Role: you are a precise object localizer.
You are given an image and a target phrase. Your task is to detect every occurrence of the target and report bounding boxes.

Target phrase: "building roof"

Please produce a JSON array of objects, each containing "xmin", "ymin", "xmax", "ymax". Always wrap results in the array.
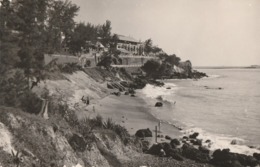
[{"xmin": 116, "ymin": 34, "xmax": 139, "ymax": 43}]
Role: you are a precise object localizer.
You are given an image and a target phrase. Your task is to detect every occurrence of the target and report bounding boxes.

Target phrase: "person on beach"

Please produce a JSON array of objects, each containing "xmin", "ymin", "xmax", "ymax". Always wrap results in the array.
[
  {"xmin": 81, "ymin": 96, "xmax": 90, "ymax": 105},
  {"xmin": 87, "ymin": 96, "xmax": 90, "ymax": 105}
]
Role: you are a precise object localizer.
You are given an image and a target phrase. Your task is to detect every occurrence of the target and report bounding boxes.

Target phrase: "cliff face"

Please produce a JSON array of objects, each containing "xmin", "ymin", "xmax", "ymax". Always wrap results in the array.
[
  {"xmin": 0, "ymin": 68, "xmax": 134, "ymax": 167},
  {"xmin": 0, "ymin": 68, "xmax": 213, "ymax": 167},
  {"xmin": 0, "ymin": 106, "xmax": 142, "ymax": 167}
]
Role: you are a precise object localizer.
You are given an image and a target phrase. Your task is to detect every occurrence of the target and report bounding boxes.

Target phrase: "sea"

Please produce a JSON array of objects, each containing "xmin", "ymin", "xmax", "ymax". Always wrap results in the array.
[{"xmin": 141, "ymin": 68, "xmax": 260, "ymax": 155}]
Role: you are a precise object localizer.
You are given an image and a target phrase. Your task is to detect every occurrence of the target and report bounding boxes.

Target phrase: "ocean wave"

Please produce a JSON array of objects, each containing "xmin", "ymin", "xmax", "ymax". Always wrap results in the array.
[
  {"xmin": 142, "ymin": 83, "xmax": 178, "ymax": 99},
  {"xmin": 182, "ymin": 127, "xmax": 260, "ymax": 156}
]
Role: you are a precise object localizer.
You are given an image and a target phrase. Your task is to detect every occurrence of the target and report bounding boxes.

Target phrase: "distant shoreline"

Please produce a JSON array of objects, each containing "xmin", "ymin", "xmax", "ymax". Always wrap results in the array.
[{"xmin": 194, "ymin": 66, "xmax": 260, "ymax": 69}]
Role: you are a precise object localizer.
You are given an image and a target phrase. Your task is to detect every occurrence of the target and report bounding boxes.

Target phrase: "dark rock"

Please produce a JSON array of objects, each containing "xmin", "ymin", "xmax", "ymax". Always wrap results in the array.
[
  {"xmin": 182, "ymin": 136, "xmax": 188, "ymax": 140},
  {"xmin": 148, "ymin": 142, "xmax": 174, "ymax": 156},
  {"xmin": 130, "ymin": 78, "xmax": 147, "ymax": 89},
  {"xmin": 120, "ymin": 81, "xmax": 129, "ymax": 87},
  {"xmin": 165, "ymin": 135, "xmax": 172, "ymax": 140},
  {"xmin": 166, "ymin": 87, "xmax": 171, "ymax": 89},
  {"xmin": 155, "ymin": 102, "xmax": 163, "ymax": 107},
  {"xmin": 128, "ymin": 88, "xmax": 136, "ymax": 94},
  {"xmin": 157, "ymin": 135, "xmax": 164, "ymax": 138},
  {"xmin": 124, "ymin": 92, "xmax": 129, "ymax": 95},
  {"xmin": 171, "ymin": 139, "xmax": 181, "ymax": 147},
  {"xmin": 253, "ymin": 153, "xmax": 260, "ymax": 160},
  {"xmin": 112, "ymin": 92, "xmax": 121, "ymax": 96},
  {"xmin": 119, "ymin": 88, "xmax": 123, "ymax": 92},
  {"xmin": 148, "ymin": 80, "xmax": 164, "ymax": 87},
  {"xmin": 231, "ymin": 139, "xmax": 237, "ymax": 145},
  {"xmin": 131, "ymin": 94, "xmax": 135, "ymax": 97},
  {"xmin": 181, "ymin": 144, "xmax": 210, "ymax": 163},
  {"xmin": 199, "ymin": 146, "xmax": 210, "ymax": 154},
  {"xmin": 107, "ymin": 83, "xmax": 114, "ymax": 89},
  {"xmin": 205, "ymin": 139, "xmax": 211, "ymax": 143},
  {"xmin": 189, "ymin": 132, "xmax": 199, "ymax": 139},
  {"xmin": 147, "ymin": 143, "xmax": 164, "ymax": 155},
  {"xmin": 168, "ymin": 149, "xmax": 184, "ymax": 161},
  {"xmin": 211, "ymin": 149, "xmax": 259, "ymax": 167},
  {"xmin": 191, "ymin": 139, "xmax": 202, "ymax": 146},
  {"xmin": 248, "ymin": 145, "xmax": 255, "ymax": 149},
  {"xmin": 68, "ymin": 134, "xmax": 86, "ymax": 152},
  {"xmin": 135, "ymin": 128, "xmax": 152, "ymax": 138}
]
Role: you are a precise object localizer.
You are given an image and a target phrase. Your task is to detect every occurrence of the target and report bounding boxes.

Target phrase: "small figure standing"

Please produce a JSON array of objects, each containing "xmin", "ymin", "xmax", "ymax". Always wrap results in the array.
[
  {"xmin": 81, "ymin": 96, "xmax": 90, "ymax": 105},
  {"xmin": 87, "ymin": 96, "xmax": 90, "ymax": 105}
]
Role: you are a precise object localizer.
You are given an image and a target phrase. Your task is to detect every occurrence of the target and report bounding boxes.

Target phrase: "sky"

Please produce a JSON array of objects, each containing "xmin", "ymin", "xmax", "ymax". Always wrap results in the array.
[{"xmin": 72, "ymin": 0, "xmax": 260, "ymax": 66}]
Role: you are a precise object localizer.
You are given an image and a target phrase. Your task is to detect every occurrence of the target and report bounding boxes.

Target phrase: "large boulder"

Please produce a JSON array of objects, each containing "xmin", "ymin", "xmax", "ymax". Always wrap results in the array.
[
  {"xmin": 148, "ymin": 142, "xmax": 172, "ymax": 156},
  {"xmin": 189, "ymin": 132, "xmax": 199, "ymax": 139},
  {"xmin": 128, "ymin": 88, "xmax": 135, "ymax": 94},
  {"xmin": 211, "ymin": 149, "xmax": 259, "ymax": 167},
  {"xmin": 165, "ymin": 135, "xmax": 172, "ymax": 140},
  {"xmin": 155, "ymin": 102, "xmax": 163, "ymax": 107},
  {"xmin": 253, "ymin": 153, "xmax": 260, "ymax": 161},
  {"xmin": 170, "ymin": 139, "xmax": 181, "ymax": 148},
  {"xmin": 190, "ymin": 139, "xmax": 202, "ymax": 146},
  {"xmin": 168, "ymin": 148, "xmax": 184, "ymax": 161},
  {"xmin": 199, "ymin": 146, "xmax": 210, "ymax": 154},
  {"xmin": 181, "ymin": 144, "xmax": 210, "ymax": 163},
  {"xmin": 135, "ymin": 128, "xmax": 152, "ymax": 138}
]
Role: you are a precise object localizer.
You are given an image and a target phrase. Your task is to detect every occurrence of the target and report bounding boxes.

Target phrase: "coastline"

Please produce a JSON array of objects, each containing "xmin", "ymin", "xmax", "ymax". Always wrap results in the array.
[{"xmin": 81, "ymin": 91, "xmax": 182, "ymax": 144}]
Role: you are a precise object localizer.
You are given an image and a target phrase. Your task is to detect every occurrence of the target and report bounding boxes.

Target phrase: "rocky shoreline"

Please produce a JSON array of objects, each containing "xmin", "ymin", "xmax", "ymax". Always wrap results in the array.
[
  {"xmin": 135, "ymin": 129, "xmax": 260, "ymax": 167},
  {"xmin": 126, "ymin": 74, "xmax": 260, "ymax": 167}
]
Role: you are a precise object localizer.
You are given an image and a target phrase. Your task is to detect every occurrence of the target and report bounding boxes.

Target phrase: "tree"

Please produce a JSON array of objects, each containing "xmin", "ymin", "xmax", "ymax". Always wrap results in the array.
[
  {"xmin": 165, "ymin": 54, "xmax": 181, "ymax": 66},
  {"xmin": 0, "ymin": 0, "xmax": 80, "ymax": 110},
  {"xmin": 0, "ymin": 0, "xmax": 21, "ymax": 73},
  {"xmin": 99, "ymin": 20, "xmax": 112, "ymax": 46},
  {"xmin": 67, "ymin": 22, "xmax": 100, "ymax": 54},
  {"xmin": 144, "ymin": 38, "xmax": 153, "ymax": 54},
  {"xmin": 142, "ymin": 59, "xmax": 161, "ymax": 78},
  {"xmin": 46, "ymin": 0, "xmax": 79, "ymax": 53}
]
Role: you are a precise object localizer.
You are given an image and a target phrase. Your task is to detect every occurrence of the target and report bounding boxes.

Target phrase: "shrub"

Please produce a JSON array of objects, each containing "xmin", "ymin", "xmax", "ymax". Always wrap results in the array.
[
  {"xmin": 58, "ymin": 63, "xmax": 82, "ymax": 74},
  {"xmin": 19, "ymin": 91, "xmax": 42, "ymax": 114}
]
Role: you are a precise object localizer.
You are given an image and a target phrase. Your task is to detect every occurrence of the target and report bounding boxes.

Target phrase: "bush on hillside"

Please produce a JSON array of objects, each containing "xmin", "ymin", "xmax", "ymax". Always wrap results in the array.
[
  {"xmin": 0, "ymin": 70, "xmax": 43, "ymax": 114},
  {"xmin": 19, "ymin": 91, "xmax": 42, "ymax": 114},
  {"xmin": 58, "ymin": 63, "xmax": 82, "ymax": 74},
  {"xmin": 141, "ymin": 59, "xmax": 161, "ymax": 78}
]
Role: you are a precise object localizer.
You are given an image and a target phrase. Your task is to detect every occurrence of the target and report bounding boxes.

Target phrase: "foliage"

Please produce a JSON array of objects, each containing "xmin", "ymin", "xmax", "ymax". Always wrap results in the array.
[
  {"xmin": 142, "ymin": 59, "xmax": 161, "ymax": 77},
  {"xmin": 46, "ymin": 0, "xmax": 80, "ymax": 53},
  {"xmin": 165, "ymin": 54, "xmax": 181, "ymax": 66},
  {"xmin": 97, "ymin": 53, "xmax": 113, "ymax": 69},
  {"xmin": 67, "ymin": 20, "xmax": 112, "ymax": 54},
  {"xmin": 129, "ymin": 77, "xmax": 147, "ymax": 89},
  {"xmin": 58, "ymin": 62, "xmax": 82, "ymax": 74},
  {"xmin": 144, "ymin": 39, "xmax": 153, "ymax": 54}
]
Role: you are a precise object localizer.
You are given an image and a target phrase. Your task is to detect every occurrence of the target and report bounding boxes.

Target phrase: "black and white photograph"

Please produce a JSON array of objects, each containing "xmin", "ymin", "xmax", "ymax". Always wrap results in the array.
[{"xmin": 0, "ymin": 0, "xmax": 260, "ymax": 166}]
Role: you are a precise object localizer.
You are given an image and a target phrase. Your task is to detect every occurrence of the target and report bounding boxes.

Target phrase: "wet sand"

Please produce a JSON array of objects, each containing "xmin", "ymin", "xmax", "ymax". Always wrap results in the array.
[{"xmin": 80, "ymin": 92, "xmax": 181, "ymax": 143}]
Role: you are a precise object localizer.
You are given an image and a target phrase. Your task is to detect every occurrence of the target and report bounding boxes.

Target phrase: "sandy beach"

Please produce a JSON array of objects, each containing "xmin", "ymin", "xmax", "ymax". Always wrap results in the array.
[{"xmin": 79, "ymin": 92, "xmax": 181, "ymax": 143}]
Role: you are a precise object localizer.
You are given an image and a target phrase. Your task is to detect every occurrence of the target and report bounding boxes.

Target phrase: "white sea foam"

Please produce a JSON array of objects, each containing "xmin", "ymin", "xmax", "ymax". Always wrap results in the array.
[
  {"xmin": 142, "ymin": 83, "xmax": 178, "ymax": 99},
  {"xmin": 182, "ymin": 127, "xmax": 260, "ymax": 156},
  {"xmin": 204, "ymin": 74, "xmax": 221, "ymax": 79}
]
